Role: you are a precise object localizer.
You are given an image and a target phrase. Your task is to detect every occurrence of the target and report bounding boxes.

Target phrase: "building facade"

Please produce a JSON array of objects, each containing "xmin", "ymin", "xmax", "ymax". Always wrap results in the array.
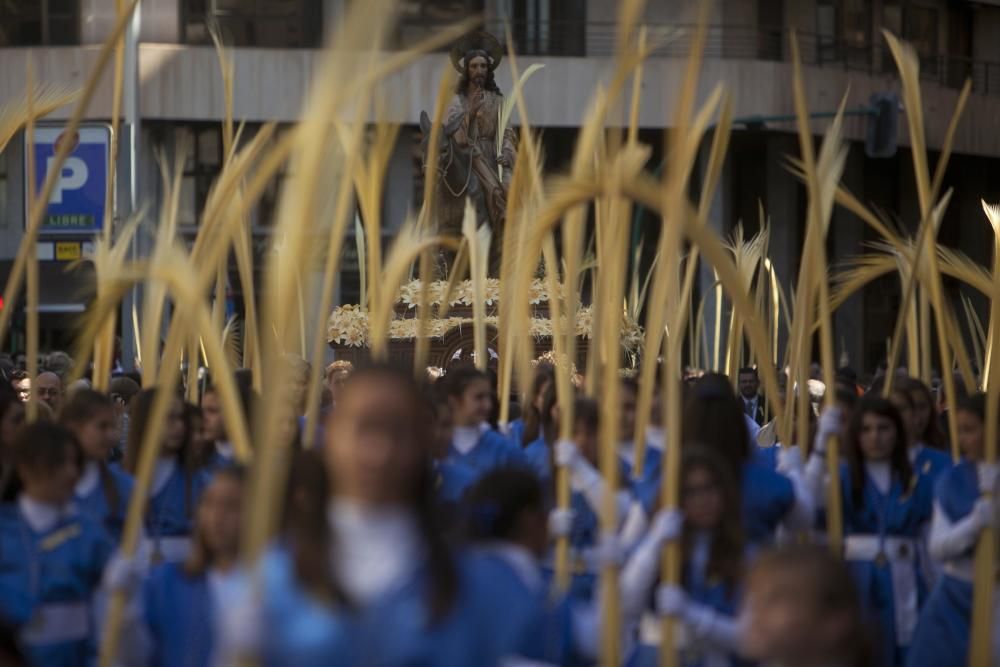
[{"xmin": 3, "ymin": 0, "xmax": 1000, "ymax": 372}]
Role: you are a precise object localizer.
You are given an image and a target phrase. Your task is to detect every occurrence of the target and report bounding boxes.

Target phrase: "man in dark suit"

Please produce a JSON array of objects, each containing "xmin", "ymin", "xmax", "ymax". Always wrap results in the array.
[{"xmin": 738, "ymin": 366, "xmax": 767, "ymax": 426}]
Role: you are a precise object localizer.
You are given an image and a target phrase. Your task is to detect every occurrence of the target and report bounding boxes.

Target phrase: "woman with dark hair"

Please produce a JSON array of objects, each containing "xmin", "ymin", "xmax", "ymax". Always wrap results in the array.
[
  {"xmin": 511, "ymin": 363, "xmax": 555, "ymax": 449},
  {"xmin": 681, "ymin": 373, "xmax": 812, "ymax": 549},
  {"xmin": 898, "ymin": 377, "xmax": 947, "ymax": 452},
  {"xmin": 521, "ymin": 380, "xmax": 559, "ymax": 486},
  {"xmin": 896, "ymin": 377, "xmax": 952, "ymax": 480},
  {"xmin": 60, "ymin": 389, "xmax": 133, "ymax": 542},
  {"xmin": 808, "ymin": 396, "xmax": 932, "ymax": 667},
  {"xmin": 123, "ymin": 389, "xmax": 212, "ymax": 564},
  {"xmin": 0, "ymin": 422, "xmax": 113, "ymax": 666},
  {"xmin": 443, "ymin": 364, "xmax": 525, "ymax": 478},
  {"xmin": 620, "ymin": 447, "xmax": 746, "ymax": 667},
  {"xmin": 218, "ymin": 364, "xmax": 515, "ymax": 665},
  {"xmin": 112, "ymin": 466, "xmax": 245, "ymax": 667},
  {"xmin": 907, "ymin": 393, "xmax": 998, "ymax": 667}
]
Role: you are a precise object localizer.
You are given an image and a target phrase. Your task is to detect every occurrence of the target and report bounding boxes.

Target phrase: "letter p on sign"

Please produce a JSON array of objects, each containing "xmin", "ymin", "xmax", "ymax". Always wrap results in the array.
[{"xmin": 48, "ymin": 157, "xmax": 89, "ymax": 204}]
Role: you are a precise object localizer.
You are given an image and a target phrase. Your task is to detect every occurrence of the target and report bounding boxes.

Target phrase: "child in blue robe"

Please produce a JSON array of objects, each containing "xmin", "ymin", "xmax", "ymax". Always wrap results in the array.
[
  {"xmin": 808, "ymin": 396, "xmax": 933, "ymax": 667},
  {"xmin": 426, "ymin": 394, "xmax": 476, "ymax": 508},
  {"xmin": 620, "ymin": 447, "xmax": 747, "ymax": 667},
  {"xmin": 216, "ymin": 365, "xmax": 513, "ymax": 666},
  {"xmin": 464, "ymin": 466, "xmax": 598, "ymax": 665},
  {"xmin": 506, "ymin": 362, "xmax": 554, "ymax": 451},
  {"xmin": 907, "ymin": 393, "xmax": 997, "ymax": 667},
  {"xmin": 121, "ymin": 389, "xmax": 212, "ymax": 565},
  {"xmin": 0, "ymin": 422, "xmax": 113, "ymax": 667},
  {"xmin": 61, "ymin": 390, "xmax": 134, "ymax": 543},
  {"xmin": 443, "ymin": 365, "xmax": 526, "ymax": 478},
  {"xmin": 111, "ymin": 467, "xmax": 246, "ymax": 667}
]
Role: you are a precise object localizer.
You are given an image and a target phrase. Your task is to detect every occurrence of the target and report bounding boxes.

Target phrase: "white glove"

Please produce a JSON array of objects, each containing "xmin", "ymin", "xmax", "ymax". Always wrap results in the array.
[
  {"xmin": 813, "ymin": 407, "xmax": 841, "ymax": 454},
  {"xmin": 595, "ymin": 532, "xmax": 623, "ymax": 567},
  {"xmin": 555, "ymin": 439, "xmax": 581, "ymax": 467},
  {"xmin": 777, "ymin": 445, "xmax": 804, "ymax": 474},
  {"xmin": 971, "ymin": 497, "xmax": 997, "ymax": 530},
  {"xmin": 548, "ymin": 508, "xmax": 575, "ymax": 538},
  {"xmin": 104, "ymin": 552, "xmax": 144, "ymax": 593},
  {"xmin": 655, "ymin": 584, "xmax": 688, "ymax": 618},
  {"xmin": 649, "ymin": 509, "xmax": 683, "ymax": 546},
  {"xmin": 978, "ymin": 462, "xmax": 1000, "ymax": 495}
]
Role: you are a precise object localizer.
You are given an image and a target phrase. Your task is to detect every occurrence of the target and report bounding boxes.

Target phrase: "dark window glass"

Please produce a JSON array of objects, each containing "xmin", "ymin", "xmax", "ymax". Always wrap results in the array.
[
  {"xmin": 0, "ymin": 0, "xmax": 79, "ymax": 46},
  {"xmin": 182, "ymin": 0, "xmax": 323, "ymax": 48}
]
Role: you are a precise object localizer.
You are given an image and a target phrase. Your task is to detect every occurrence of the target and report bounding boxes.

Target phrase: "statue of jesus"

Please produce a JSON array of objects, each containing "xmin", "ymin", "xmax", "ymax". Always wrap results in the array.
[{"xmin": 423, "ymin": 31, "xmax": 518, "ymax": 245}]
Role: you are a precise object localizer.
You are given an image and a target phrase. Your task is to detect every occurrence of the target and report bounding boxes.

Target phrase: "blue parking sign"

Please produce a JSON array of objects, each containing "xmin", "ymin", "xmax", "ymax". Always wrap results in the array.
[{"xmin": 26, "ymin": 125, "xmax": 111, "ymax": 234}]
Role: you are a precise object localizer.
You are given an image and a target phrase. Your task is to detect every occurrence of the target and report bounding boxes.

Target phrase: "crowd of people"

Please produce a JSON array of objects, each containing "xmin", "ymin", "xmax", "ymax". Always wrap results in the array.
[{"xmin": 0, "ymin": 350, "xmax": 997, "ymax": 667}]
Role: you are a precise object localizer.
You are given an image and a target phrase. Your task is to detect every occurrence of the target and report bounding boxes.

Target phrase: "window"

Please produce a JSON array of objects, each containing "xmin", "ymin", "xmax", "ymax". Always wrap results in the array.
[
  {"xmin": 816, "ymin": 1, "xmax": 838, "ymax": 64},
  {"xmin": 168, "ymin": 125, "xmax": 223, "ymax": 226},
  {"xmin": 182, "ymin": 0, "xmax": 323, "ymax": 48},
  {"xmin": 394, "ymin": 0, "xmax": 485, "ymax": 50},
  {"xmin": 0, "ymin": 0, "xmax": 79, "ymax": 46},
  {"xmin": 905, "ymin": 5, "xmax": 939, "ymax": 75}
]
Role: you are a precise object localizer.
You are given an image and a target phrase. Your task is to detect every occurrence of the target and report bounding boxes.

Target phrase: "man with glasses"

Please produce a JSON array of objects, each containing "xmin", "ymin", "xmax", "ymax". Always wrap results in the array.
[{"xmin": 34, "ymin": 371, "xmax": 64, "ymax": 414}]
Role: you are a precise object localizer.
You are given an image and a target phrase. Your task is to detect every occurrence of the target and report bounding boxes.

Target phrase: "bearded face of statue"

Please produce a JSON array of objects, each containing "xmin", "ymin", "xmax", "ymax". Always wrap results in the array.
[{"xmin": 466, "ymin": 54, "xmax": 488, "ymax": 91}]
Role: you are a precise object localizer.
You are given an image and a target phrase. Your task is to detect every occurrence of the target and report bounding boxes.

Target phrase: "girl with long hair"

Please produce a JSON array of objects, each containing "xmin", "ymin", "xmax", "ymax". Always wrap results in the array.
[
  {"xmin": 443, "ymin": 364, "xmax": 525, "ymax": 478},
  {"xmin": 808, "ymin": 396, "xmax": 932, "ymax": 667},
  {"xmin": 896, "ymin": 377, "xmax": 952, "ymax": 481},
  {"xmin": 620, "ymin": 447, "xmax": 746, "ymax": 667},
  {"xmin": 60, "ymin": 389, "xmax": 133, "ymax": 542},
  {"xmin": 0, "ymin": 422, "xmax": 113, "ymax": 666},
  {"xmin": 907, "ymin": 393, "xmax": 998, "ymax": 667},
  {"xmin": 218, "ymin": 364, "xmax": 519, "ymax": 665},
  {"xmin": 681, "ymin": 373, "xmax": 813, "ymax": 549},
  {"xmin": 114, "ymin": 467, "xmax": 245, "ymax": 667},
  {"xmin": 510, "ymin": 363, "xmax": 555, "ymax": 449},
  {"xmin": 522, "ymin": 380, "xmax": 559, "ymax": 486},
  {"xmin": 123, "ymin": 389, "xmax": 212, "ymax": 564}
]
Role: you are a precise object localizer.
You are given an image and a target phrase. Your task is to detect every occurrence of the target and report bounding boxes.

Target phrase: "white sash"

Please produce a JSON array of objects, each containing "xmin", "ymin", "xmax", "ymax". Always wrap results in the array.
[{"xmin": 20, "ymin": 602, "xmax": 89, "ymax": 645}]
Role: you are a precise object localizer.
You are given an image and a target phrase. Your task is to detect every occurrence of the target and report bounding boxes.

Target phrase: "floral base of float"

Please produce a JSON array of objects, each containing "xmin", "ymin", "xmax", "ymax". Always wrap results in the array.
[{"xmin": 326, "ymin": 278, "xmax": 643, "ymax": 369}]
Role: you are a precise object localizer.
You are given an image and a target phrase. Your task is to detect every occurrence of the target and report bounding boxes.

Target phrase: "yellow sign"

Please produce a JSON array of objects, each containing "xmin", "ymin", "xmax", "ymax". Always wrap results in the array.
[{"xmin": 55, "ymin": 242, "xmax": 81, "ymax": 261}]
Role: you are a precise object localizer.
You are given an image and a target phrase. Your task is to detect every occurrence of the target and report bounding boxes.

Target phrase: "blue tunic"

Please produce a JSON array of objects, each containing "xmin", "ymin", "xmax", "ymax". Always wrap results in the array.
[
  {"xmin": 0, "ymin": 504, "xmax": 113, "ymax": 667},
  {"xmin": 256, "ymin": 548, "xmax": 362, "ymax": 667},
  {"xmin": 624, "ymin": 446, "xmax": 663, "ymax": 515},
  {"xmin": 362, "ymin": 552, "xmax": 515, "ymax": 666},
  {"xmin": 435, "ymin": 460, "xmax": 477, "ymax": 504},
  {"xmin": 626, "ymin": 552, "xmax": 747, "ymax": 667},
  {"xmin": 523, "ymin": 436, "xmax": 553, "ymax": 485},
  {"xmin": 142, "ymin": 562, "xmax": 216, "ymax": 667},
  {"xmin": 144, "ymin": 466, "xmax": 211, "ymax": 545},
  {"xmin": 912, "ymin": 445, "xmax": 952, "ymax": 487},
  {"xmin": 742, "ymin": 457, "xmax": 795, "ymax": 548},
  {"xmin": 506, "ymin": 418, "xmax": 526, "ymax": 449},
  {"xmin": 542, "ymin": 490, "xmax": 601, "ymax": 603},
  {"xmin": 840, "ymin": 463, "xmax": 933, "ymax": 667},
  {"xmin": 472, "ymin": 550, "xmax": 582, "ymax": 665},
  {"xmin": 447, "ymin": 429, "xmax": 527, "ymax": 478},
  {"xmin": 907, "ymin": 461, "xmax": 978, "ymax": 667},
  {"xmin": 75, "ymin": 465, "xmax": 134, "ymax": 543}
]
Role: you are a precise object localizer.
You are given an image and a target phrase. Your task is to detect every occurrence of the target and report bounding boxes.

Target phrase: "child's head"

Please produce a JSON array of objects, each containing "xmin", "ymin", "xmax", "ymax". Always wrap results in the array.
[
  {"xmin": 680, "ymin": 447, "xmax": 735, "ymax": 532},
  {"xmin": 427, "ymin": 387, "xmax": 453, "ymax": 460},
  {"xmin": 58, "ymin": 389, "xmax": 118, "ymax": 461},
  {"xmin": 847, "ymin": 396, "xmax": 906, "ymax": 463},
  {"xmin": 956, "ymin": 393, "xmax": 987, "ymax": 461},
  {"xmin": 124, "ymin": 390, "xmax": 191, "ymax": 473},
  {"xmin": 188, "ymin": 467, "xmax": 245, "ymax": 573},
  {"xmin": 325, "ymin": 364, "xmax": 432, "ymax": 507},
  {"xmin": 682, "ymin": 373, "xmax": 750, "ymax": 472},
  {"xmin": 464, "ymin": 466, "xmax": 547, "ymax": 558},
  {"xmin": 743, "ymin": 545, "xmax": 870, "ymax": 667},
  {"xmin": 898, "ymin": 376, "xmax": 944, "ymax": 448},
  {"xmin": 572, "ymin": 397, "xmax": 599, "ymax": 463},
  {"xmin": 444, "ymin": 365, "xmax": 493, "ymax": 427},
  {"xmin": 13, "ymin": 422, "xmax": 82, "ymax": 505}
]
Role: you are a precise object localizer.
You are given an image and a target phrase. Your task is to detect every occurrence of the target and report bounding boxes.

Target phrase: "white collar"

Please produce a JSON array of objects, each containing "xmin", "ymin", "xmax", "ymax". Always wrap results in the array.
[
  {"xmin": 19, "ymin": 495, "xmax": 72, "ymax": 533},
  {"xmin": 75, "ymin": 461, "xmax": 100, "ymax": 498},
  {"xmin": 618, "ymin": 440, "xmax": 635, "ymax": 465},
  {"xmin": 327, "ymin": 499, "xmax": 422, "ymax": 605},
  {"xmin": 865, "ymin": 460, "xmax": 892, "ymax": 495},
  {"xmin": 452, "ymin": 426, "xmax": 481, "ymax": 455},
  {"xmin": 478, "ymin": 542, "xmax": 542, "ymax": 592},
  {"xmin": 646, "ymin": 426, "xmax": 665, "ymax": 451},
  {"xmin": 216, "ymin": 441, "xmax": 234, "ymax": 460},
  {"xmin": 151, "ymin": 457, "xmax": 178, "ymax": 496}
]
